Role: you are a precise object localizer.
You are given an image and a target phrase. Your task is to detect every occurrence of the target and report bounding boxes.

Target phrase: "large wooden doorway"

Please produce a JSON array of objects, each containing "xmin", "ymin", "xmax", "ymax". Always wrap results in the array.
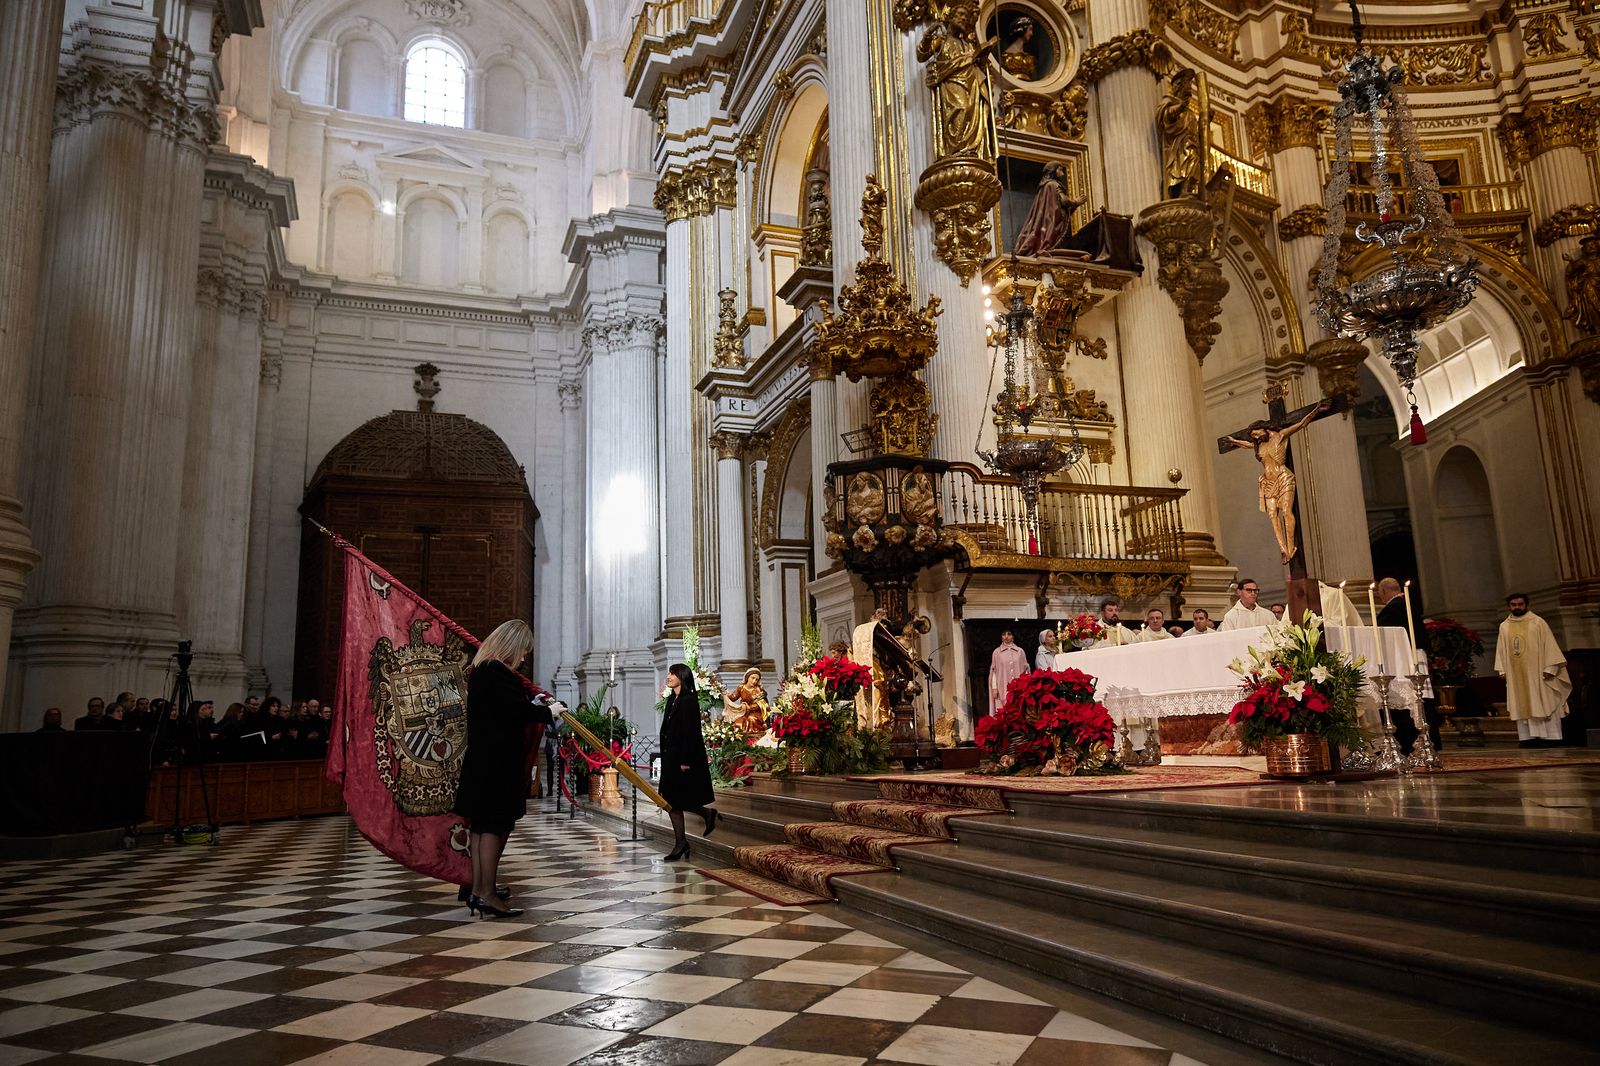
[{"xmin": 294, "ymin": 407, "xmax": 538, "ymax": 701}]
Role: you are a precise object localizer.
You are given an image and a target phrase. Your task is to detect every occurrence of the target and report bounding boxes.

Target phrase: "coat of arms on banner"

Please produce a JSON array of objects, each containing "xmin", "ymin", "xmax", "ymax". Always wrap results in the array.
[{"xmin": 368, "ymin": 619, "xmax": 470, "ymax": 816}]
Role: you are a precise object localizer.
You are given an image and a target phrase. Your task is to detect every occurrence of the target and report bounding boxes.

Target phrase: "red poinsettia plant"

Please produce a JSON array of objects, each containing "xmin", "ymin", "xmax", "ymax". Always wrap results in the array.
[
  {"xmin": 975, "ymin": 669, "xmax": 1122, "ymax": 777},
  {"xmin": 1062, "ymin": 614, "xmax": 1104, "ymax": 645},
  {"xmin": 769, "ymin": 702, "xmax": 830, "ymax": 746},
  {"xmin": 808, "ymin": 655, "xmax": 874, "ymax": 702},
  {"xmin": 1424, "ymin": 618, "xmax": 1484, "ymax": 685}
]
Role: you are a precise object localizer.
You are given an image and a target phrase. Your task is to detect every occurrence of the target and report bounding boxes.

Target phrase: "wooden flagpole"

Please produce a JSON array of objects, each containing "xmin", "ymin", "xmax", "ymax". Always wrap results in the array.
[{"xmin": 559, "ymin": 712, "xmax": 671, "ymax": 812}]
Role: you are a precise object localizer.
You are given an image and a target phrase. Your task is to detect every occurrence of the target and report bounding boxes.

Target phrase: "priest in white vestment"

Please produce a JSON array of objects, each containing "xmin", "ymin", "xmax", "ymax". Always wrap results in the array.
[
  {"xmin": 1095, "ymin": 598, "xmax": 1132, "ymax": 646},
  {"xmin": 1134, "ymin": 608, "xmax": 1174, "ymax": 642},
  {"xmin": 1494, "ymin": 594, "xmax": 1571, "ymax": 744},
  {"xmin": 1220, "ymin": 578, "xmax": 1275, "ymax": 630},
  {"xmin": 1184, "ymin": 608, "xmax": 1217, "ymax": 635}
]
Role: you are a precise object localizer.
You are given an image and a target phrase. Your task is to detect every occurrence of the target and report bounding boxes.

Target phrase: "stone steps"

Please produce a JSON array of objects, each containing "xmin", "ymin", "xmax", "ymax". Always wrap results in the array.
[
  {"xmin": 585, "ymin": 776, "xmax": 1600, "ymax": 1064},
  {"xmin": 835, "ymin": 873, "xmax": 1600, "ymax": 1066}
]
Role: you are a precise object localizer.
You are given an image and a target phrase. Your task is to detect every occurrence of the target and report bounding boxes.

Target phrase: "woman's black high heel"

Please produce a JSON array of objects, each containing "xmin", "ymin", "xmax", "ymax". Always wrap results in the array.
[
  {"xmin": 470, "ymin": 894, "xmax": 523, "ymax": 919},
  {"xmin": 702, "ymin": 809, "xmax": 718, "ymax": 837},
  {"xmin": 458, "ymin": 885, "xmax": 512, "ymax": 904},
  {"xmin": 663, "ymin": 842, "xmax": 690, "ymax": 862}
]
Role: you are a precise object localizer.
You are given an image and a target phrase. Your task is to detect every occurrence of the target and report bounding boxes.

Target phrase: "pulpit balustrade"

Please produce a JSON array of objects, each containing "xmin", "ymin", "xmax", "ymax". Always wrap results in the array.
[{"xmin": 943, "ymin": 462, "xmax": 1187, "ymax": 566}]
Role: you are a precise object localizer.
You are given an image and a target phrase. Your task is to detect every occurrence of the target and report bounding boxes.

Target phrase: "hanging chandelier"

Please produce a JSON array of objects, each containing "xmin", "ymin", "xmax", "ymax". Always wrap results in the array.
[
  {"xmin": 1314, "ymin": 1, "xmax": 1478, "ymax": 443},
  {"xmin": 976, "ymin": 269, "xmax": 1086, "ymax": 553}
]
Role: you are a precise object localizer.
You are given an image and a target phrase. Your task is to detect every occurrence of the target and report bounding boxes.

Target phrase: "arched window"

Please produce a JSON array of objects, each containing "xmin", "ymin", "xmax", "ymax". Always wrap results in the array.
[{"xmin": 403, "ymin": 40, "xmax": 466, "ymax": 128}]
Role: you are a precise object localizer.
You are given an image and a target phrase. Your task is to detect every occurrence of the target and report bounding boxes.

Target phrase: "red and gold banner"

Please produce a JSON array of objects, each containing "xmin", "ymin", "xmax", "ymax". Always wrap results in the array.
[{"xmin": 324, "ymin": 533, "xmax": 550, "ymax": 885}]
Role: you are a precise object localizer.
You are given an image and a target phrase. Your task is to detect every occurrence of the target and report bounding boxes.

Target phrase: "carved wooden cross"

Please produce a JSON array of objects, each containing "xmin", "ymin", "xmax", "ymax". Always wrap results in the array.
[{"xmin": 1216, "ymin": 383, "xmax": 1345, "ymax": 582}]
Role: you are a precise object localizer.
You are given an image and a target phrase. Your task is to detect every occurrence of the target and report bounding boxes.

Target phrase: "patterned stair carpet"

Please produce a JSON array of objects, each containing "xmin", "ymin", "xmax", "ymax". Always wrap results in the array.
[
  {"xmin": 783, "ymin": 821, "xmax": 948, "ymax": 865},
  {"xmin": 731, "ymin": 843, "xmax": 893, "ymax": 898},
  {"xmin": 831, "ymin": 798, "xmax": 1007, "ymax": 838},
  {"xmin": 698, "ymin": 865, "xmax": 832, "ymax": 904},
  {"xmin": 857, "ymin": 765, "xmax": 1266, "ymax": 796}
]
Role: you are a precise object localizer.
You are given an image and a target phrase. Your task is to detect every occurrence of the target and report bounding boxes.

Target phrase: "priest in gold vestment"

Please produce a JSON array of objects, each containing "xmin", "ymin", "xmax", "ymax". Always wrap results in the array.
[{"xmin": 1493, "ymin": 593, "xmax": 1571, "ymax": 745}]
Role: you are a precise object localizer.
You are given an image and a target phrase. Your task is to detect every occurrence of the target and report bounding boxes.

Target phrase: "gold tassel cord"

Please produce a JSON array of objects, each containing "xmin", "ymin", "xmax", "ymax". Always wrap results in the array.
[{"xmin": 559, "ymin": 711, "xmax": 672, "ymax": 812}]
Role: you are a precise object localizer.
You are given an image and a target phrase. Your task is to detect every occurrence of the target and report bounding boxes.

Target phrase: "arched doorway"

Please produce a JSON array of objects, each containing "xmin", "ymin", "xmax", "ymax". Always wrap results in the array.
[
  {"xmin": 1432, "ymin": 446, "xmax": 1504, "ymax": 615},
  {"xmin": 294, "ymin": 399, "xmax": 538, "ymax": 700},
  {"xmin": 758, "ymin": 400, "xmax": 814, "ymax": 678}
]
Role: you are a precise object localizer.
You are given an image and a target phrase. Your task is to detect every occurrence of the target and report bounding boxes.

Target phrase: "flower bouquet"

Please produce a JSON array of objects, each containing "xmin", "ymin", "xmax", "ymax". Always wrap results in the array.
[
  {"xmin": 1227, "ymin": 612, "xmax": 1366, "ymax": 775},
  {"xmin": 703, "ymin": 718, "xmax": 757, "ymax": 787},
  {"xmin": 768, "ymin": 633, "xmax": 891, "ymax": 775},
  {"xmin": 1062, "ymin": 613, "xmax": 1104, "ymax": 650},
  {"xmin": 768, "ymin": 699, "xmax": 832, "ymax": 773},
  {"xmin": 975, "ymin": 668, "xmax": 1123, "ymax": 776}
]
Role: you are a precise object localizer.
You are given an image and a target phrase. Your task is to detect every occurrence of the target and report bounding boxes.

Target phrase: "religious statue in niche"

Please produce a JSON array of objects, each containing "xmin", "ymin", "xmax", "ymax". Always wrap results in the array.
[
  {"xmin": 722, "ymin": 668, "xmax": 770, "ymax": 737},
  {"xmin": 1156, "ymin": 69, "xmax": 1203, "ymax": 200},
  {"xmin": 1014, "ymin": 162, "xmax": 1084, "ymax": 256},
  {"xmin": 899, "ymin": 0, "xmax": 998, "ymax": 160},
  {"xmin": 1219, "ymin": 400, "xmax": 1332, "ymax": 563},
  {"xmin": 1000, "ymin": 15, "xmax": 1039, "ymax": 79},
  {"xmin": 1564, "ymin": 234, "xmax": 1600, "ymax": 335}
]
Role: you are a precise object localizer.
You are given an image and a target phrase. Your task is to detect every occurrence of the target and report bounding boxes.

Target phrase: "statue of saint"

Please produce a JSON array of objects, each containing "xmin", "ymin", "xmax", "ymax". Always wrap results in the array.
[
  {"xmin": 1156, "ymin": 69, "xmax": 1203, "ymax": 200},
  {"xmin": 722, "ymin": 668, "xmax": 769, "ymax": 737},
  {"xmin": 899, "ymin": 468, "xmax": 939, "ymax": 525},
  {"xmin": 1219, "ymin": 401, "xmax": 1330, "ymax": 563},
  {"xmin": 1000, "ymin": 16, "xmax": 1038, "ymax": 79},
  {"xmin": 1564, "ymin": 235, "xmax": 1600, "ymax": 335},
  {"xmin": 1014, "ymin": 163, "xmax": 1083, "ymax": 257},
  {"xmin": 911, "ymin": 0, "xmax": 997, "ymax": 160}
]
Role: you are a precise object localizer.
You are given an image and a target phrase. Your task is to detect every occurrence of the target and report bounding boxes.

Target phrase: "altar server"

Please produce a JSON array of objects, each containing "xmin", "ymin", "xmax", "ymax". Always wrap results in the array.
[{"xmin": 1494, "ymin": 593, "xmax": 1571, "ymax": 747}]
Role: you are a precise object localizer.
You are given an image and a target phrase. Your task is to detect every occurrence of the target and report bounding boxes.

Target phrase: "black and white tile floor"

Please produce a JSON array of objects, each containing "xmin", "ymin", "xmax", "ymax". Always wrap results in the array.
[{"xmin": 0, "ymin": 813, "xmax": 1218, "ymax": 1065}]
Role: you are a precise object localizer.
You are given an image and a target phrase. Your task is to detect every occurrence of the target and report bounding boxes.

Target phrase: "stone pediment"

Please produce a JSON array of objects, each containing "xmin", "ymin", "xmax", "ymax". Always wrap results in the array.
[{"xmin": 376, "ymin": 143, "xmax": 489, "ymax": 180}]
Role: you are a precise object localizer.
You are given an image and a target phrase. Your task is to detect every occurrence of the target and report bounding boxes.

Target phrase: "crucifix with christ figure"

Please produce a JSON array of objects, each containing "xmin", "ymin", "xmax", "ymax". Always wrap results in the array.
[{"xmin": 1217, "ymin": 383, "xmax": 1344, "ymax": 582}]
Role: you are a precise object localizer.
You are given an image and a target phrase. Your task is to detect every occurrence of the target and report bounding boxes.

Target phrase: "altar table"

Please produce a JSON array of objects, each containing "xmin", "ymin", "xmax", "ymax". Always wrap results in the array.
[{"xmin": 1053, "ymin": 625, "xmax": 1423, "ymax": 738}]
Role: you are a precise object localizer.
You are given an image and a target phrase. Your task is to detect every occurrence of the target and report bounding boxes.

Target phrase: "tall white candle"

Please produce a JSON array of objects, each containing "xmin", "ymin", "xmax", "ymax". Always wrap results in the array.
[
  {"xmin": 1403, "ymin": 580, "xmax": 1417, "ymax": 661},
  {"xmin": 609, "ymin": 652, "xmax": 616, "ymax": 683},
  {"xmin": 1367, "ymin": 583, "xmax": 1384, "ymax": 673}
]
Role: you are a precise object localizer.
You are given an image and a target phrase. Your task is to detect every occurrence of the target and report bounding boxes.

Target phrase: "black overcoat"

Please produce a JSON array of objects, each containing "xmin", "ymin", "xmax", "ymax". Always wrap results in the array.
[
  {"xmin": 657, "ymin": 691, "xmax": 715, "ymax": 810},
  {"xmin": 452, "ymin": 660, "xmax": 552, "ymax": 832}
]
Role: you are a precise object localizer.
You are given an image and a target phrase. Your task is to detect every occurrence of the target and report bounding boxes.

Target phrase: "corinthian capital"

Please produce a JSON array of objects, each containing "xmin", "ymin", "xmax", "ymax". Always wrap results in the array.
[
  {"xmin": 56, "ymin": 57, "xmax": 218, "ymax": 151},
  {"xmin": 1498, "ymin": 96, "xmax": 1600, "ymax": 167},
  {"xmin": 1245, "ymin": 94, "xmax": 1330, "ymax": 157},
  {"xmin": 708, "ymin": 430, "xmax": 748, "ymax": 461}
]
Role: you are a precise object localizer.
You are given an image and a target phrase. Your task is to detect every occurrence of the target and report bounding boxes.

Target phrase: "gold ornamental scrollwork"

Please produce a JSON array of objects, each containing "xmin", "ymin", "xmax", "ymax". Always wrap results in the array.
[
  {"xmin": 653, "ymin": 159, "xmax": 738, "ymax": 222},
  {"xmin": 1534, "ymin": 203, "xmax": 1600, "ymax": 247},
  {"xmin": 815, "ymin": 175, "xmax": 942, "ymax": 381},
  {"xmin": 799, "ymin": 168, "xmax": 832, "ymax": 267},
  {"xmin": 1079, "ymin": 29, "xmax": 1175, "ymax": 84},
  {"xmin": 1306, "ymin": 337, "xmax": 1369, "ymax": 406},
  {"xmin": 816, "ymin": 177, "xmax": 943, "ymax": 456},
  {"xmin": 1245, "ymin": 94, "xmax": 1329, "ymax": 158},
  {"xmin": 1497, "ymin": 97, "xmax": 1600, "ymax": 168},
  {"xmin": 1149, "ymin": 0, "xmax": 1240, "ymax": 60},
  {"xmin": 1277, "ymin": 205, "xmax": 1327, "ymax": 242},
  {"xmin": 711, "ymin": 288, "xmax": 744, "ymax": 369},
  {"xmin": 1281, "ymin": 12, "xmax": 1489, "ymax": 87},
  {"xmin": 1136, "ymin": 199, "xmax": 1231, "ymax": 364}
]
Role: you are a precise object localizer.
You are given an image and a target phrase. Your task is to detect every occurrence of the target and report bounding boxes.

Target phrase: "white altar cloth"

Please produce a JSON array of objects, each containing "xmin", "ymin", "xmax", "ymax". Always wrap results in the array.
[{"xmin": 1053, "ymin": 625, "xmax": 1422, "ymax": 728}]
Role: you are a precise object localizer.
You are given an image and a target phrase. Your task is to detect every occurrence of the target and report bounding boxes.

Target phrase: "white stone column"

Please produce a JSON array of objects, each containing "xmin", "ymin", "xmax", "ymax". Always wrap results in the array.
[
  {"xmin": 175, "ymin": 152, "xmax": 296, "ymax": 696},
  {"xmin": 242, "ymin": 339, "xmax": 283, "ymax": 695},
  {"xmin": 0, "ymin": 0, "xmax": 62, "ymax": 725},
  {"xmin": 11, "ymin": 8, "xmax": 234, "ymax": 716},
  {"xmin": 1094, "ymin": 1, "xmax": 1225, "ymax": 565},
  {"xmin": 809, "ymin": 370, "xmax": 838, "ymax": 554},
  {"xmin": 710, "ymin": 433, "xmax": 750, "ymax": 666},
  {"xmin": 660, "ymin": 209, "xmax": 697, "ymax": 632},
  {"xmin": 555, "ymin": 377, "xmax": 584, "ymax": 704}
]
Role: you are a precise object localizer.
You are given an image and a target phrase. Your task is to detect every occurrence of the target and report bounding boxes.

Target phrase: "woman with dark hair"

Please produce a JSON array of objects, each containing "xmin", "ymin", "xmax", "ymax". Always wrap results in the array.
[
  {"xmin": 659, "ymin": 663, "xmax": 718, "ymax": 861},
  {"xmin": 452, "ymin": 619, "xmax": 552, "ymax": 917}
]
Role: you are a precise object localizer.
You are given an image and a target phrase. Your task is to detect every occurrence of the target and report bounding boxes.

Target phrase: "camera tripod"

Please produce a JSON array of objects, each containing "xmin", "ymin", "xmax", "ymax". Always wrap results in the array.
[{"xmin": 148, "ymin": 640, "xmax": 219, "ymax": 846}]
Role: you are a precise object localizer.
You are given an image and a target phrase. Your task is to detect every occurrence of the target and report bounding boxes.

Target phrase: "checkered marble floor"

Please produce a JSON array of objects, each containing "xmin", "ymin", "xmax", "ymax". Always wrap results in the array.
[{"xmin": 0, "ymin": 813, "xmax": 1215, "ymax": 1065}]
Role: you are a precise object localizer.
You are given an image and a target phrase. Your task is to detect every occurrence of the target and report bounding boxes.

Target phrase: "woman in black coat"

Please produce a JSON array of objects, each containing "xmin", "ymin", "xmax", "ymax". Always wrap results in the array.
[
  {"xmin": 659, "ymin": 663, "xmax": 718, "ymax": 861},
  {"xmin": 452, "ymin": 620, "xmax": 551, "ymax": 916}
]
